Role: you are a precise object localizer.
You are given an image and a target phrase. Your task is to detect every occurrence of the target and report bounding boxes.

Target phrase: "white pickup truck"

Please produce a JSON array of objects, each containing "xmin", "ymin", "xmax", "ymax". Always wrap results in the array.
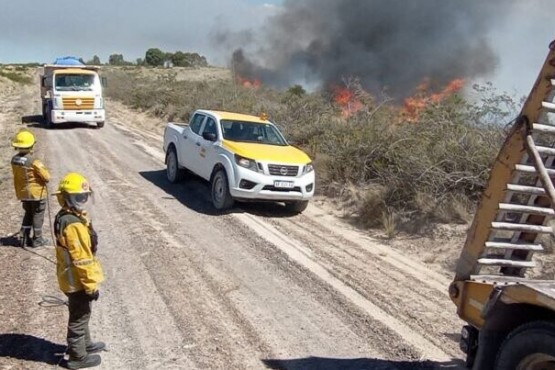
[{"xmin": 163, "ymin": 110, "xmax": 315, "ymax": 213}]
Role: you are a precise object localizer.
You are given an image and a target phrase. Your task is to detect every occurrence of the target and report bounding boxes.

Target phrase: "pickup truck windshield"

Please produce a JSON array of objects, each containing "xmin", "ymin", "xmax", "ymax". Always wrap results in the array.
[
  {"xmin": 55, "ymin": 74, "xmax": 95, "ymax": 91},
  {"xmin": 221, "ymin": 120, "xmax": 287, "ymax": 146}
]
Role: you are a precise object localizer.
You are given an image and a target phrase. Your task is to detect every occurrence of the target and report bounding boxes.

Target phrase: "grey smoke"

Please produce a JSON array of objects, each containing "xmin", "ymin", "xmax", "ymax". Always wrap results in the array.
[{"xmin": 221, "ymin": 0, "xmax": 516, "ymax": 98}]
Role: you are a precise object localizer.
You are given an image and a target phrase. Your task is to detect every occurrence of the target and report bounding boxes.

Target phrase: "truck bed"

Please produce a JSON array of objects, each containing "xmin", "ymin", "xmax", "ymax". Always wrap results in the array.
[
  {"xmin": 168, "ymin": 122, "xmax": 188, "ymax": 127},
  {"xmin": 163, "ymin": 122, "xmax": 189, "ymax": 153}
]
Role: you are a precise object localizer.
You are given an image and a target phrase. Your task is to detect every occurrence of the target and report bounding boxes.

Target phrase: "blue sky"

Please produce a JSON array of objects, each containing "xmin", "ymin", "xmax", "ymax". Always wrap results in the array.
[
  {"xmin": 0, "ymin": 0, "xmax": 282, "ymax": 65},
  {"xmin": 0, "ymin": 0, "xmax": 552, "ymax": 96}
]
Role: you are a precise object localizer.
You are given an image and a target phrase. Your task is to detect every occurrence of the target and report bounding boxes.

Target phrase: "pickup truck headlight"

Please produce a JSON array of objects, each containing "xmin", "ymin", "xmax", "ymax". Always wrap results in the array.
[
  {"xmin": 302, "ymin": 163, "xmax": 314, "ymax": 174},
  {"xmin": 235, "ymin": 154, "xmax": 259, "ymax": 172}
]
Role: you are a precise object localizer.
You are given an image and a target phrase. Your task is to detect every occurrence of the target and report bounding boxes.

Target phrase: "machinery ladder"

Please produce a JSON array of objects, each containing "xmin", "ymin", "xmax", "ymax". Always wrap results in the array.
[
  {"xmin": 480, "ymin": 79, "xmax": 555, "ymax": 277},
  {"xmin": 454, "ymin": 42, "xmax": 555, "ymax": 281}
]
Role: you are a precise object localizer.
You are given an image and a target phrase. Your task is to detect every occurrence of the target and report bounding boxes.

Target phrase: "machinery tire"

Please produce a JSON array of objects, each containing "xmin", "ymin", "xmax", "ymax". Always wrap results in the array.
[
  {"xmin": 166, "ymin": 148, "xmax": 184, "ymax": 183},
  {"xmin": 495, "ymin": 321, "xmax": 555, "ymax": 370},
  {"xmin": 211, "ymin": 169, "xmax": 234, "ymax": 211},
  {"xmin": 284, "ymin": 200, "xmax": 309, "ymax": 214},
  {"xmin": 96, "ymin": 121, "xmax": 105, "ymax": 129}
]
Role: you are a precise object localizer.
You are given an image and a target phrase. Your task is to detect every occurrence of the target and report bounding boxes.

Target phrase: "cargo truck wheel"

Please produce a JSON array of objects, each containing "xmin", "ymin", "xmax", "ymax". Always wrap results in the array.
[
  {"xmin": 284, "ymin": 200, "xmax": 309, "ymax": 214},
  {"xmin": 96, "ymin": 121, "xmax": 105, "ymax": 129},
  {"xmin": 166, "ymin": 148, "xmax": 184, "ymax": 183},
  {"xmin": 43, "ymin": 106, "xmax": 53, "ymax": 129},
  {"xmin": 211, "ymin": 169, "xmax": 234, "ymax": 211},
  {"xmin": 495, "ymin": 321, "xmax": 555, "ymax": 370}
]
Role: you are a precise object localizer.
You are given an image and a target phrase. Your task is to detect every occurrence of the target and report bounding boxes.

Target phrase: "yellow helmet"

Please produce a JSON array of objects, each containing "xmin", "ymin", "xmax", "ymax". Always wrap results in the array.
[
  {"xmin": 12, "ymin": 129, "xmax": 36, "ymax": 149},
  {"xmin": 56, "ymin": 172, "xmax": 92, "ymax": 194},
  {"xmin": 55, "ymin": 172, "xmax": 92, "ymax": 209}
]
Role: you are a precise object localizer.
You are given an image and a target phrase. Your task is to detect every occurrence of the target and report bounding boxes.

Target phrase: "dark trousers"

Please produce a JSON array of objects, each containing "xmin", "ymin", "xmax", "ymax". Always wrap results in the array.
[
  {"xmin": 66, "ymin": 291, "xmax": 92, "ymax": 360},
  {"xmin": 21, "ymin": 199, "xmax": 46, "ymax": 238}
]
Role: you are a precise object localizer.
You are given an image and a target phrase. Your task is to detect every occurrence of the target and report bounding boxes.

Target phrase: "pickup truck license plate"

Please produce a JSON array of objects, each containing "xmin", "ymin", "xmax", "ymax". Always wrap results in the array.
[{"xmin": 274, "ymin": 181, "xmax": 294, "ymax": 189}]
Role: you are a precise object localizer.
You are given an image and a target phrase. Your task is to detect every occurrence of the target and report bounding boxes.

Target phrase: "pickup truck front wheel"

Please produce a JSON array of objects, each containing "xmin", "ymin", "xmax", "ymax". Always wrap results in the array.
[
  {"xmin": 166, "ymin": 148, "xmax": 184, "ymax": 183},
  {"xmin": 284, "ymin": 200, "xmax": 309, "ymax": 214},
  {"xmin": 211, "ymin": 169, "xmax": 234, "ymax": 211}
]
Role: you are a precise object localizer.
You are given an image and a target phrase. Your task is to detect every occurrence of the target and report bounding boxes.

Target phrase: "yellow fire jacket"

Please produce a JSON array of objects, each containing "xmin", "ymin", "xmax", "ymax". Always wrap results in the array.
[
  {"xmin": 55, "ymin": 210, "xmax": 104, "ymax": 295},
  {"xmin": 11, "ymin": 153, "xmax": 51, "ymax": 200}
]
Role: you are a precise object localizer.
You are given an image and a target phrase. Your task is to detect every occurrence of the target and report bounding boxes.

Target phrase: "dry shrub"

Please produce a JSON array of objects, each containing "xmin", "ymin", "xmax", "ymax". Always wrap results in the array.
[
  {"xmin": 358, "ymin": 185, "xmax": 388, "ymax": 228},
  {"xmin": 317, "ymin": 94, "xmax": 506, "ymax": 230},
  {"xmin": 104, "ymin": 67, "xmax": 515, "ymax": 233},
  {"xmin": 413, "ymin": 192, "xmax": 472, "ymax": 225}
]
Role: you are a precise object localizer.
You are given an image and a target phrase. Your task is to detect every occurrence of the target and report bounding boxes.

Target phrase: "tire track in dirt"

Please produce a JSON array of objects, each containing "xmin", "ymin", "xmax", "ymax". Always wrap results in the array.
[
  {"xmin": 247, "ymin": 213, "xmax": 463, "ymax": 357},
  {"xmin": 107, "ymin": 103, "xmax": 463, "ymax": 360},
  {"xmin": 106, "ymin": 104, "xmax": 464, "ymax": 365},
  {"xmin": 79, "ymin": 124, "xmax": 387, "ymax": 363},
  {"xmin": 234, "ymin": 212, "xmax": 456, "ymax": 360},
  {"xmin": 303, "ymin": 207, "xmax": 454, "ymax": 287},
  {"xmin": 43, "ymin": 123, "xmax": 410, "ymax": 368},
  {"xmin": 77, "ymin": 125, "xmax": 431, "ymax": 362}
]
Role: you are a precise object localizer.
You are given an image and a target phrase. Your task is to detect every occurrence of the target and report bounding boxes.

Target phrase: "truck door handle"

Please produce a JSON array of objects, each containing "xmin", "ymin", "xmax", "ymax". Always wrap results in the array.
[
  {"xmin": 183, "ymin": 134, "xmax": 188, "ymax": 139},
  {"xmin": 196, "ymin": 142, "xmax": 201, "ymax": 147}
]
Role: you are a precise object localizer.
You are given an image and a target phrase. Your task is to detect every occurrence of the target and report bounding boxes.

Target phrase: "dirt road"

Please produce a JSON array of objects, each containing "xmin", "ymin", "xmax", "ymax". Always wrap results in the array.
[{"xmin": 0, "ymin": 77, "xmax": 465, "ymax": 369}]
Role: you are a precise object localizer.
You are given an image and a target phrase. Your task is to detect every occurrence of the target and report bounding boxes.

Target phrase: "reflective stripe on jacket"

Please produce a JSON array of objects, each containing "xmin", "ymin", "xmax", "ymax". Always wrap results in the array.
[
  {"xmin": 11, "ymin": 153, "xmax": 50, "ymax": 200},
  {"xmin": 55, "ymin": 210, "xmax": 104, "ymax": 294}
]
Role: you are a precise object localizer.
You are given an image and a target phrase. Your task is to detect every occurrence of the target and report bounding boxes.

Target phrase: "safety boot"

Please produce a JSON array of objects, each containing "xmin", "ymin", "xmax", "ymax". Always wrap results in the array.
[
  {"xmin": 66, "ymin": 354, "xmax": 101, "ymax": 369},
  {"xmin": 31, "ymin": 236, "xmax": 50, "ymax": 248},
  {"xmin": 86, "ymin": 341, "xmax": 106, "ymax": 354}
]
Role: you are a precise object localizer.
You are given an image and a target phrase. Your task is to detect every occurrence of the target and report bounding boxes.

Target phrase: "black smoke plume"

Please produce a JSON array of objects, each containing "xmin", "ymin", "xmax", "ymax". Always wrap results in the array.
[{"xmin": 223, "ymin": 0, "xmax": 514, "ymax": 98}]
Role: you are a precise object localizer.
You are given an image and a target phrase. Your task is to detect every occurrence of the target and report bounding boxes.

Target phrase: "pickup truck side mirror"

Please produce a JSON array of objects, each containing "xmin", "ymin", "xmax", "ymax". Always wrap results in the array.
[
  {"xmin": 202, "ymin": 132, "xmax": 217, "ymax": 142},
  {"xmin": 101, "ymin": 77, "xmax": 108, "ymax": 87},
  {"xmin": 41, "ymin": 77, "xmax": 46, "ymax": 88}
]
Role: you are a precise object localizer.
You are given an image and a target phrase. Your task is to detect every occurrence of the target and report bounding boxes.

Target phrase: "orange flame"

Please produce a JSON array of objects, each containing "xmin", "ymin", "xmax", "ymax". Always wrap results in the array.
[
  {"xmin": 403, "ymin": 78, "xmax": 465, "ymax": 121},
  {"xmin": 333, "ymin": 86, "xmax": 364, "ymax": 118},
  {"xmin": 237, "ymin": 76, "xmax": 261, "ymax": 89}
]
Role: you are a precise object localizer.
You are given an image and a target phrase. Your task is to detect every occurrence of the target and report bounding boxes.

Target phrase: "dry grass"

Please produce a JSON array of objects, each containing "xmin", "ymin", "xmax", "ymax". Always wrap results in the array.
[
  {"xmin": 0, "ymin": 67, "xmax": 32, "ymax": 84},
  {"xmin": 381, "ymin": 211, "xmax": 397, "ymax": 239}
]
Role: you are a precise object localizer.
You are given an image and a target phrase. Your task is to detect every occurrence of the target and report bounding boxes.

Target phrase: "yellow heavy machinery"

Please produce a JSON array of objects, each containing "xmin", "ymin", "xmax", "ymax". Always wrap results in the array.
[{"xmin": 449, "ymin": 40, "xmax": 555, "ymax": 369}]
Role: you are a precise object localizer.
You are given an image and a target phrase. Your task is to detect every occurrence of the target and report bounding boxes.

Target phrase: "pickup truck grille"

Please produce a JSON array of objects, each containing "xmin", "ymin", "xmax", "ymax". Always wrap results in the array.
[
  {"xmin": 262, "ymin": 185, "xmax": 302, "ymax": 192},
  {"xmin": 268, "ymin": 164, "xmax": 299, "ymax": 177},
  {"xmin": 62, "ymin": 97, "xmax": 94, "ymax": 110}
]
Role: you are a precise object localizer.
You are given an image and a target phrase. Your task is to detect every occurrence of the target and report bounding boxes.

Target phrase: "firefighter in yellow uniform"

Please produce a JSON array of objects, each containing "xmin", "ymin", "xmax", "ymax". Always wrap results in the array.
[
  {"xmin": 54, "ymin": 173, "xmax": 105, "ymax": 369},
  {"xmin": 11, "ymin": 129, "xmax": 51, "ymax": 247}
]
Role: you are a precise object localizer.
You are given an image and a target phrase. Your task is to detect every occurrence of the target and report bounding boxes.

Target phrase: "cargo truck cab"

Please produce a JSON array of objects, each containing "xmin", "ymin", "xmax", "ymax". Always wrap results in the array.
[{"xmin": 41, "ymin": 57, "xmax": 107, "ymax": 129}]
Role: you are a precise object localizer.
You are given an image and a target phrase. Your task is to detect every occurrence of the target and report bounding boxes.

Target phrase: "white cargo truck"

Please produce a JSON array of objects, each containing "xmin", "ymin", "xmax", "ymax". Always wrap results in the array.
[{"xmin": 40, "ymin": 57, "xmax": 106, "ymax": 128}]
